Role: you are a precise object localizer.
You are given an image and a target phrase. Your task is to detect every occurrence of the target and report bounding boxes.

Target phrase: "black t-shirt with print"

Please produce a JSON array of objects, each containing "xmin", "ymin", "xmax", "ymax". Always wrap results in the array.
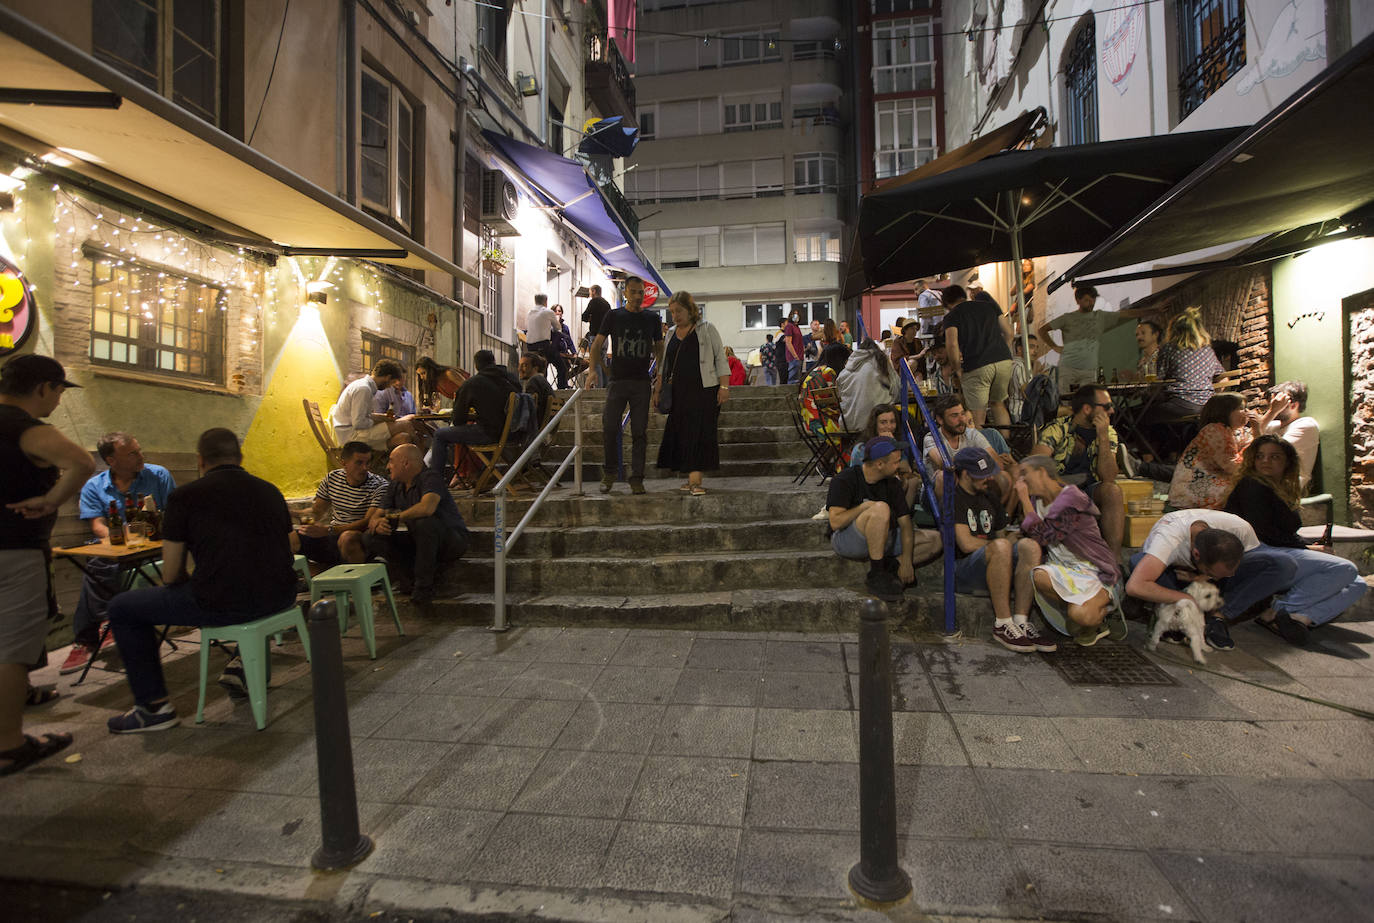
[
  {"xmin": 825, "ymin": 465, "xmax": 911, "ymax": 537},
  {"xmin": 599, "ymin": 308, "xmax": 663, "ymax": 381},
  {"xmin": 953, "ymin": 483, "xmax": 1006, "ymax": 558}
]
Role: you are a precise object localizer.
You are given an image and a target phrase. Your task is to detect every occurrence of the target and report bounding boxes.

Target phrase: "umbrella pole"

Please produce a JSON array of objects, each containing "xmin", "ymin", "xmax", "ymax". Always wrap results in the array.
[{"xmin": 1008, "ymin": 223, "xmax": 1033, "ymax": 378}]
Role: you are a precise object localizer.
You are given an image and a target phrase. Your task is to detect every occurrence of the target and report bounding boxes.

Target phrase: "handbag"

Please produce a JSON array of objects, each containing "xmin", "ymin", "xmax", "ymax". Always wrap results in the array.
[{"xmin": 656, "ymin": 333, "xmax": 682, "ymax": 414}]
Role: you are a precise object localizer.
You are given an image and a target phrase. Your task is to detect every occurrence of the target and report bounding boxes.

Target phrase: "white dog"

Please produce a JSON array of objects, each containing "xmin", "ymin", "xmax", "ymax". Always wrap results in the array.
[{"xmin": 1148, "ymin": 580, "xmax": 1223, "ymax": 664}]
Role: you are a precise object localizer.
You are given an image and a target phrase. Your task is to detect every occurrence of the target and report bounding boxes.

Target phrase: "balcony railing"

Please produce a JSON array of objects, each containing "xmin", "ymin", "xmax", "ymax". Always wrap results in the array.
[
  {"xmin": 583, "ymin": 158, "xmax": 639, "ymax": 238},
  {"xmin": 792, "ymin": 105, "xmax": 844, "ymax": 127},
  {"xmin": 585, "ymin": 34, "xmax": 637, "ymax": 120}
]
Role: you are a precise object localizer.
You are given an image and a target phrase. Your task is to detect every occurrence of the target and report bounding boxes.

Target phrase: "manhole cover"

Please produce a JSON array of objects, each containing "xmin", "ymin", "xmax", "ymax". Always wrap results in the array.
[{"xmin": 1043, "ymin": 642, "xmax": 1178, "ymax": 686}]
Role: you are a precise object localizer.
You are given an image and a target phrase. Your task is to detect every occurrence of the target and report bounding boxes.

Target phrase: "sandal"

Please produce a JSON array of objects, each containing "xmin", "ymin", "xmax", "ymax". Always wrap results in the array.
[
  {"xmin": 689, "ymin": 486, "xmax": 708, "ymax": 496},
  {"xmin": 25, "ymin": 684, "xmax": 59, "ymax": 707},
  {"xmin": 0, "ymin": 732, "xmax": 74, "ymax": 776},
  {"xmin": 678, "ymin": 483, "xmax": 693, "ymax": 493}
]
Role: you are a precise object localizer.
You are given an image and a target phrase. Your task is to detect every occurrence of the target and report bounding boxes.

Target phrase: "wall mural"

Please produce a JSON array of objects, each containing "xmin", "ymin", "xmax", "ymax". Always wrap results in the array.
[
  {"xmin": 1100, "ymin": 5, "xmax": 1144, "ymax": 96},
  {"xmin": 1237, "ymin": 0, "xmax": 1326, "ymax": 96}
]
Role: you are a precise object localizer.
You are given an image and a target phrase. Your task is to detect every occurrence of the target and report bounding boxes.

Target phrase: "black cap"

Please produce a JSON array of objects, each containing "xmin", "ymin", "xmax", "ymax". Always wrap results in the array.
[{"xmin": 0, "ymin": 354, "xmax": 82, "ymax": 392}]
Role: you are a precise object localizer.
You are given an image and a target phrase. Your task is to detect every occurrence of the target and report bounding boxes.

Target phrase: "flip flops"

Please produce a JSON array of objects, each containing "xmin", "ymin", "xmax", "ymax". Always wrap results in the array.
[
  {"xmin": 0, "ymin": 732, "xmax": 74, "ymax": 776},
  {"xmin": 689, "ymin": 486, "xmax": 708, "ymax": 496},
  {"xmin": 25, "ymin": 684, "xmax": 59, "ymax": 707}
]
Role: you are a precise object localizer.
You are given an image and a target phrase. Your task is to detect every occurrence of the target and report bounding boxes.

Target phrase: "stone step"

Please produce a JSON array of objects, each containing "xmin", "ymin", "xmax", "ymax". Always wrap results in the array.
[
  {"xmin": 562, "ymin": 388, "xmax": 793, "ymax": 411},
  {"xmin": 548, "ymin": 424, "xmax": 800, "ymax": 445},
  {"xmin": 444, "ymin": 548, "xmax": 866, "ymax": 595},
  {"xmin": 540, "ymin": 440, "xmax": 812, "ymax": 463},
  {"xmin": 455, "ymin": 481, "xmax": 827, "ymax": 526},
  {"xmin": 427, "ymin": 587, "xmax": 989, "ymax": 636},
  {"xmin": 564, "ymin": 403, "xmax": 788, "ymax": 423},
  {"xmin": 539, "ymin": 458, "xmax": 812, "ymax": 482},
  {"xmin": 465, "ymin": 517, "xmax": 830, "ymax": 557}
]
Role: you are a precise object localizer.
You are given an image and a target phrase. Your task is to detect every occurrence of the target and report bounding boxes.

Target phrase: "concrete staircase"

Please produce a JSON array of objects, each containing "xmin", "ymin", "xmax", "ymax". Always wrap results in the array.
[{"xmin": 433, "ymin": 383, "xmax": 982, "ymax": 633}]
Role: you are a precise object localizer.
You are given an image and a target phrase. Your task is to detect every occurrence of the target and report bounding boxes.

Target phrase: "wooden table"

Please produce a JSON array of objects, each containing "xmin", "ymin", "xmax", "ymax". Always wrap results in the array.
[{"xmin": 52, "ymin": 539, "xmax": 166, "ymax": 684}]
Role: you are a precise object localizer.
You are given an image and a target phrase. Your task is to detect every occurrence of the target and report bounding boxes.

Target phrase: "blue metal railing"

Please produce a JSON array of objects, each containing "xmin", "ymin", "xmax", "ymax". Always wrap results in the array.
[{"xmin": 855, "ymin": 312, "xmax": 958, "ymax": 634}]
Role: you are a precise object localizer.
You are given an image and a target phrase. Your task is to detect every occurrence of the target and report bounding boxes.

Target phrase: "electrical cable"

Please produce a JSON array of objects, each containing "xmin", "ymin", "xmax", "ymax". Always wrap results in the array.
[{"xmin": 247, "ymin": 0, "xmax": 291, "ymax": 146}]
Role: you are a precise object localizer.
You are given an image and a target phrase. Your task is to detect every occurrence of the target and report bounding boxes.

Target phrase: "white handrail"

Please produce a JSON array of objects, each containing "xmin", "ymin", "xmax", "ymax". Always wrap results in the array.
[{"xmin": 491, "ymin": 383, "xmax": 586, "ymax": 631}]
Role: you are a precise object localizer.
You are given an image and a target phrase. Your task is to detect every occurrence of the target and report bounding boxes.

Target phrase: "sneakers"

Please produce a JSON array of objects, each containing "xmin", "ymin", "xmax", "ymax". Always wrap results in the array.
[
  {"xmin": 599, "ymin": 477, "xmax": 615, "ymax": 494},
  {"xmin": 1074, "ymin": 624, "xmax": 1111, "ymax": 647},
  {"xmin": 629, "ymin": 478, "xmax": 646, "ymax": 495},
  {"xmin": 1019, "ymin": 620, "xmax": 1058, "ymax": 652},
  {"xmin": 218, "ymin": 658, "xmax": 248, "ymax": 699},
  {"xmin": 59, "ymin": 633, "xmax": 115, "ymax": 675},
  {"xmin": 1158, "ymin": 629, "xmax": 1188, "ymax": 646},
  {"xmin": 864, "ymin": 569, "xmax": 905, "ymax": 601},
  {"xmin": 107, "ymin": 703, "xmax": 180, "ymax": 734},
  {"xmin": 1259, "ymin": 610, "xmax": 1309, "ymax": 646},
  {"xmin": 1204, "ymin": 616, "xmax": 1235, "ymax": 651},
  {"xmin": 993, "ymin": 620, "xmax": 1037, "ymax": 653}
]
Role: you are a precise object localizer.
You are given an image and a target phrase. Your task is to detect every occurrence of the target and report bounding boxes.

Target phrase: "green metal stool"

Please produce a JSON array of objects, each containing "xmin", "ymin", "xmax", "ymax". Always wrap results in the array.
[
  {"xmin": 196, "ymin": 605, "xmax": 312, "ymax": 730},
  {"xmin": 292, "ymin": 554, "xmax": 311, "ymax": 586},
  {"xmin": 309, "ymin": 563, "xmax": 403, "ymax": 659}
]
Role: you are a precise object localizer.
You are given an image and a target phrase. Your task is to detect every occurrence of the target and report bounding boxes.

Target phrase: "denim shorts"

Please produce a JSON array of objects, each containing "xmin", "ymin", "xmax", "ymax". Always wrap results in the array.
[
  {"xmin": 953, "ymin": 542, "xmax": 1019, "ymax": 595},
  {"xmin": 831, "ymin": 522, "xmax": 902, "ymax": 560}
]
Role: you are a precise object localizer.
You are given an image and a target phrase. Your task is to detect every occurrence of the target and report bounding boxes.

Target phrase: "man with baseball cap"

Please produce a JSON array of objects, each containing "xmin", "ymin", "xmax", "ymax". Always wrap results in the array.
[
  {"xmin": 0, "ymin": 354, "xmax": 95, "ymax": 774},
  {"xmin": 827, "ymin": 435, "xmax": 936, "ymax": 601},
  {"xmin": 951, "ymin": 446, "xmax": 1055, "ymax": 653}
]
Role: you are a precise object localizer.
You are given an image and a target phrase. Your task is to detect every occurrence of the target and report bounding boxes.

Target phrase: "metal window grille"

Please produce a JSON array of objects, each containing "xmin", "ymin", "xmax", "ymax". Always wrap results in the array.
[
  {"xmin": 1177, "ymin": 0, "xmax": 1245, "ymax": 118},
  {"xmin": 92, "ymin": 0, "xmax": 221, "ymax": 125},
  {"xmin": 87, "ymin": 249, "xmax": 225, "ymax": 382},
  {"xmin": 1065, "ymin": 21, "xmax": 1098, "ymax": 145},
  {"xmin": 481, "ymin": 227, "xmax": 504, "ymax": 337}
]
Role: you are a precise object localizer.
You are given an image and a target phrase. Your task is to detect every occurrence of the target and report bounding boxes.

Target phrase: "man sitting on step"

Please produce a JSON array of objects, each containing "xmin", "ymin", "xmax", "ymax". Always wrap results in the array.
[{"xmin": 827, "ymin": 436, "xmax": 939, "ymax": 601}]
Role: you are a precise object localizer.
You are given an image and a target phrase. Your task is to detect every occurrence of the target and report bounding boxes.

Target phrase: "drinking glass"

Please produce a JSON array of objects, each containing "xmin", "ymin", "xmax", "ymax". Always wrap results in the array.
[{"xmin": 125, "ymin": 522, "xmax": 149, "ymax": 549}]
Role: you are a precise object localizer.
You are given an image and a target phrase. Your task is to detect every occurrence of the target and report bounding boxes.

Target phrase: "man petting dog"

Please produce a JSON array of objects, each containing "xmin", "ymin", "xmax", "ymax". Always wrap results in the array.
[{"xmin": 1125, "ymin": 509, "xmax": 1298, "ymax": 651}]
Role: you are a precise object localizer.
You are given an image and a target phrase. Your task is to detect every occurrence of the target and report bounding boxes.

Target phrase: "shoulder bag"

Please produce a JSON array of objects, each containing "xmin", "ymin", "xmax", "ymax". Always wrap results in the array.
[{"xmin": 657, "ymin": 330, "xmax": 683, "ymax": 414}]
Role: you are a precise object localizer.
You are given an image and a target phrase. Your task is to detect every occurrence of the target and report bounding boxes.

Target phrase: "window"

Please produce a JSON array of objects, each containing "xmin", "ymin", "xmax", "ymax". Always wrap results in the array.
[
  {"xmin": 638, "ymin": 108, "xmax": 656, "ymax": 139},
  {"xmin": 88, "ymin": 248, "xmax": 225, "ymax": 382},
  {"xmin": 723, "ymin": 95, "xmax": 783, "ymax": 132},
  {"xmin": 479, "ymin": 0, "xmax": 511, "ymax": 68},
  {"xmin": 874, "ymin": 97, "xmax": 936, "ymax": 178},
  {"xmin": 794, "ymin": 229, "xmax": 842, "ymax": 262},
  {"xmin": 657, "ymin": 98, "xmax": 720, "ymax": 138},
  {"xmin": 658, "ymin": 227, "xmax": 721, "ymax": 270},
  {"xmin": 793, "ymin": 40, "xmax": 838, "ymax": 61},
  {"xmin": 721, "ymin": 159, "xmax": 783, "ymax": 198},
  {"xmin": 361, "ymin": 68, "xmax": 415, "ymax": 229},
  {"xmin": 361, "ymin": 331, "xmax": 416, "ymax": 391},
  {"xmin": 1064, "ymin": 21, "xmax": 1099, "ymax": 145},
  {"xmin": 1177, "ymin": 0, "xmax": 1245, "ymax": 118},
  {"xmin": 794, "ymin": 153, "xmax": 839, "ymax": 194},
  {"xmin": 721, "ymin": 30, "xmax": 781, "ymax": 66},
  {"xmin": 92, "ymin": 0, "xmax": 220, "ymax": 125},
  {"xmin": 743, "ymin": 300, "xmax": 830, "ymax": 329},
  {"xmin": 873, "ymin": 18, "xmax": 935, "ymax": 93},
  {"xmin": 625, "ymin": 166, "xmax": 719, "ymax": 204},
  {"xmin": 481, "ymin": 227, "xmax": 504, "ymax": 336},
  {"xmin": 872, "ymin": 0, "xmax": 933, "ymax": 12},
  {"xmin": 723, "ymin": 224, "xmax": 785, "ymax": 266}
]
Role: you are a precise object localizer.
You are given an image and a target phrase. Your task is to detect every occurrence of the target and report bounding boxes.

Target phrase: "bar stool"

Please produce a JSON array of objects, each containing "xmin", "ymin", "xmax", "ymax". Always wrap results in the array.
[
  {"xmin": 196, "ymin": 605, "xmax": 312, "ymax": 730},
  {"xmin": 309, "ymin": 563, "xmax": 403, "ymax": 659}
]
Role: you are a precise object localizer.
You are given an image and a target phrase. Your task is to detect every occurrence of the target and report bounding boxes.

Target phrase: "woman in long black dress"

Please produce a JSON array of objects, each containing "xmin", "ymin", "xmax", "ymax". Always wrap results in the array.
[{"xmin": 654, "ymin": 291, "xmax": 730, "ymax": 495}]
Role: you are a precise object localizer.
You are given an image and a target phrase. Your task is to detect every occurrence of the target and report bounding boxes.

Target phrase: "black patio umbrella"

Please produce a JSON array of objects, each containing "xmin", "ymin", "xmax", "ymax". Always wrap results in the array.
[{"xmin": 854, "ymin": 127, "xmax": 1245, "ymax": 359}]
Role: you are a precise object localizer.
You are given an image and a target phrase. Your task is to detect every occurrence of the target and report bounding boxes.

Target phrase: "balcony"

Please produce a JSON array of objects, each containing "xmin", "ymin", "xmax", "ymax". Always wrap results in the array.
[
  {"xmin": 585, "ymin": 35, "xmax": 637, "ymax": 124},
  {"xmin": 583, "ymin": 157, "xmax": 639, "ymax": 238}
]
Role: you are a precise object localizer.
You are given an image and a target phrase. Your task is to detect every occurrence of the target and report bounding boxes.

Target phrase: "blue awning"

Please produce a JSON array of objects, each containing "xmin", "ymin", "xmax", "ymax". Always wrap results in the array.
[{"xmin": 482, "ymin": 131, "xmax": 669, "ymax": 295}]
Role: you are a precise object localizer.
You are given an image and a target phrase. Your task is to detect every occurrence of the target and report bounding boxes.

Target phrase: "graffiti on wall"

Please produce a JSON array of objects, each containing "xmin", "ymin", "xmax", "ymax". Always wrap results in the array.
[
  {"xmin": 1100, "ymin": 5, "xmax": 1144, "ymax": 96},
  {"xmin": 1237, "ymin": 0, "xmax": 1326, "ymax": 96}
]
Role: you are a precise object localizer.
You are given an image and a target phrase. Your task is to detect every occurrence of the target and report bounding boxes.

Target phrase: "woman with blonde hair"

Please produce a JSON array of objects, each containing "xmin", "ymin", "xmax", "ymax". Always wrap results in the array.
[
  {"xmin": 1223, "ymin": 435, "xmax": 1367, "ymax": 644},
  {"xmin": 1157, "ymin": 306, "xmax": 1224, "ymax": 414},
  {"xmin": 655, "ymin": 291, "xmax": 729, "ymax": 495}
]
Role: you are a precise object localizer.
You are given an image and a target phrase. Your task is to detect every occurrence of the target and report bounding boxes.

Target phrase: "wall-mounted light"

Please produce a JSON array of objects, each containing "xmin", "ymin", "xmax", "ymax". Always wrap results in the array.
[
  {"xmin": 514, "ymin": 72, "xmax": 539, "ymax": 97},
  {"xmin": 306, "ymin": 280, "xmax": 332, "ymax": 304}
]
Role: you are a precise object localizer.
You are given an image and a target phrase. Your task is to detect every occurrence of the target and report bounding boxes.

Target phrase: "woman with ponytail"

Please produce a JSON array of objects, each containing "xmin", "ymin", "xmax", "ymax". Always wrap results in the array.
[{"xmin": 1156, "ymin": 307, "xmax": 1224, "ymax": 416}]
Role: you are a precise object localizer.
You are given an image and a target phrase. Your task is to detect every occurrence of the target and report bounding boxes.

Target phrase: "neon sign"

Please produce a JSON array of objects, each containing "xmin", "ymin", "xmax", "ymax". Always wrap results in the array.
[{"xmin": 0, "ymin": 255, "xmax": 36, "ymax": 356}]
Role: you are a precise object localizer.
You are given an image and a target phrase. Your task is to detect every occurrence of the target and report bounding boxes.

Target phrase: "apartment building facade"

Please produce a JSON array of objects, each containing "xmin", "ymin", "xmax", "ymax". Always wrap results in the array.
[
  {"xmin": 0, "ymin": 0, "xmax": 649, "ymax": 497},
  {"xmin": 626, "ymin": 0, "xmax": 854, "ymax": 358}
]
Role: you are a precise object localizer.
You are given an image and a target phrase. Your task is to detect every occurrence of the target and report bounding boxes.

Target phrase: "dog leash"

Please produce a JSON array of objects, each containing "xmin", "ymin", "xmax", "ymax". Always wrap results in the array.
[{"xmin": 1147, "ymin": 649, "xmax": 1374, "ymax": 721}]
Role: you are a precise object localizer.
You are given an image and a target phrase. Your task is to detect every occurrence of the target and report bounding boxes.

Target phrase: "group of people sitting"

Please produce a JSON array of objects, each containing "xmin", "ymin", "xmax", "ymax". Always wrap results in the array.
[{"xmin": 814, "ymin": 302, "xmax": 1364, "ymax": 654}]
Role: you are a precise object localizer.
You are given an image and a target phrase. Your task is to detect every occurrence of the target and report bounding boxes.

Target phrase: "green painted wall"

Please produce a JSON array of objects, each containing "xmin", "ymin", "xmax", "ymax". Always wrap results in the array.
[{"xmin": 1271, "ymin": 238, "xmax": 1374, "ymax": 521}]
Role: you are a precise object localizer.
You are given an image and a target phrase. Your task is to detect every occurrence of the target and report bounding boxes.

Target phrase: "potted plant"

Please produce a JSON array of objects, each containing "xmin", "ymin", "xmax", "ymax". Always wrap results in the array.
[{"xmin": 481, "ymin": 245, "xmax": 512, "ymax": 275}]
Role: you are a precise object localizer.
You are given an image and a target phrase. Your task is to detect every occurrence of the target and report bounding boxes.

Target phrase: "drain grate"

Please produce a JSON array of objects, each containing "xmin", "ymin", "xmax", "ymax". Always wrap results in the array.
[{"xmin": 1043, "ymin": 642, "xmax": 1178, "ymax": 686}]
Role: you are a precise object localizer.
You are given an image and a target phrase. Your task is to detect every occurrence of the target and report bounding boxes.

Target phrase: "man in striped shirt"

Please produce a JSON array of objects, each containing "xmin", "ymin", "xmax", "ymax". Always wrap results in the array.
[{"xmin": 290, "ymin": 441, "xmax": 387, "ymax": 567}]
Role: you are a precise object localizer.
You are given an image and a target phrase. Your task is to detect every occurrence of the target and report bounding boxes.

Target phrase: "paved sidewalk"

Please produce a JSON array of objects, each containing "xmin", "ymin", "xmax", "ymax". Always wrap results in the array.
[{"xmin": 5, "ymin": 604, "xmax": 1374, "ymax": 922}]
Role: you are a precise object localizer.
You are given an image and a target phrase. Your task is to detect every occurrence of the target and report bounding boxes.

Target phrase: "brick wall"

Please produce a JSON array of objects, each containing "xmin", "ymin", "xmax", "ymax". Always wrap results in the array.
[{"xmin": 1350, "ymin": 302, "xmax": 1374, "ymax": 528}]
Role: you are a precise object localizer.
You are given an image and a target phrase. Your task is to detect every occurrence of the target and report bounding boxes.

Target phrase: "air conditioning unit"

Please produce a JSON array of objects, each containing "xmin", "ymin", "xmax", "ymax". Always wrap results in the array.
[{"xmin": 480, "ymin": 170, "xmax": 521, "ymax": 235}]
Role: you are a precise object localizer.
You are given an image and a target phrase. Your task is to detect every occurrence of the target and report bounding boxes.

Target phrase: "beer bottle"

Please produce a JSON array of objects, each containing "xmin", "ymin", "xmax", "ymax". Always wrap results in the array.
[
  {"xmin": 107, "ymin": 500, "xmax": 126, "ymax": 545},
  {"xmin": 141, "ymin": 495, "xmax": 162, "ymax": 541}
]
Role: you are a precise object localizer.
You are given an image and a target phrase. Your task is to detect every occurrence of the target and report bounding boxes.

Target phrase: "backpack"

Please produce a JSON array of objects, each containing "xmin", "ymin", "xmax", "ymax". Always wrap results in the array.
[{"xmin": 1019, "ymin": 373, "xmax": 1059, "ymax": 428}]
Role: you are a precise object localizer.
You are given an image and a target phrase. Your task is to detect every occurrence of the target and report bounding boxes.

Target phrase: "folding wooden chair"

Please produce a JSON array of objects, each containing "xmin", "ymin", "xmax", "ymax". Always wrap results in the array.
[
  {"xmin": 808, "ymin": 386, "xmax": 856, "ymax": 473},
  {"xmin": 787, "ymin": 391, "xmax": 841, "ymax": 485},
  {"xmin": 466, "ymin": 393, "xmax": 529, "ymax": 495},
  {"xmin": 302, "ymin": 399, "xmax": 343, "ymax": 469}
]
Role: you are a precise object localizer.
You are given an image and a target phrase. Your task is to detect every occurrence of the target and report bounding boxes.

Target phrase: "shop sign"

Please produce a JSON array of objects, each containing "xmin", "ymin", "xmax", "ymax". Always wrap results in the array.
[
  {"xmin": 0, "ymin": 255, "xmax": 36, "ymax": 356},
  {"xmin": 641, "ymin": 281, "xmax": 659, "ymax": 307}
]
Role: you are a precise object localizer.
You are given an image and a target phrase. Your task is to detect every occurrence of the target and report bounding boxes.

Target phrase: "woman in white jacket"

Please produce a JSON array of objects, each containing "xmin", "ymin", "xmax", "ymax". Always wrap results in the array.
[{"xmin": 654, "ymin": 291, "xmax": 730, "ymax": 495}]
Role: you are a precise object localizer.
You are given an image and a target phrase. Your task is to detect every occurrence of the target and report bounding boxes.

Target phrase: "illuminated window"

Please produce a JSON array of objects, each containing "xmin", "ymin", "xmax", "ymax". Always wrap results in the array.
[
  {"xmin": 1177, "ymin": 0, "xmax": 1245, "ymax": 118},
  {"xmin": 87, "ymin": 248, "xmax": 225, "ymax": 382},
  {"xmin": 361, "ymin": 331, "xmax": 416, "ymax": 391}
]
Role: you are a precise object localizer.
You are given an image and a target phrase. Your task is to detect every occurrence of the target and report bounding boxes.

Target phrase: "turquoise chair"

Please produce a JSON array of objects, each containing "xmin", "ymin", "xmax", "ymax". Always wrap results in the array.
[
  {"xmin": 196, "ymin": 605, "xmax": 312, "ymax": 730},
  {"xmin": 309, "ymin": 563, "xmax": 403, "ymax": 659}
]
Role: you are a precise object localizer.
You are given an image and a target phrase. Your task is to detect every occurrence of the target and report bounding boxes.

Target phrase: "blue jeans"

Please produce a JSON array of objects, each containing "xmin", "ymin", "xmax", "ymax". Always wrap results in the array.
[
  {"xmin": 72, "ymin": 556, "xmax": 120, "ymax": 643},
  {"xmin": 1128, "ymin": 546, "xmax": 1298, "ymax": 620},
  {"xmin": 1269, "ymin": 547, "xmax": 1367, "ymax": 626},
  {"xmin": 425, "ymin": 423, "xmax": 493, "ymax": 473},
  {"xmin": 107, "ymin": 582, "xmax": 290, "ymax": 707},
  {"xmin": 762, "ymin": 365, "xmax": 778, "ymax": 386},
  {"xmin": 787, "ymin": 359, "xmax": 801, "ymax": 383}
]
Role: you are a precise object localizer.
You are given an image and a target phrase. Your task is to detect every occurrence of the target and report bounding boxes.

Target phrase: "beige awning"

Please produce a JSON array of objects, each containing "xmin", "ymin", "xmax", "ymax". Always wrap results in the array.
[{"xmin": 0, "ymin": 9, "xmax": 477, "ymax": 286}]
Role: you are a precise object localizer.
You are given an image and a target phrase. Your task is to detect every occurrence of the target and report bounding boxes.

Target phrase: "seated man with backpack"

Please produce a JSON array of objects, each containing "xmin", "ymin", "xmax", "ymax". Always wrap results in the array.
[{"xmin": 424, "ymin": 349, "xmax": 522, "ymax": 486}]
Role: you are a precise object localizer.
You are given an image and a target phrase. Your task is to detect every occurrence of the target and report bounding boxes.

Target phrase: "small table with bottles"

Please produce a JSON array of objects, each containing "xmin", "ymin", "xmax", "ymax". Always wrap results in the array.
[{"xmin": 52, "ymin": 538, "xmax": 167, "ymax": 685}]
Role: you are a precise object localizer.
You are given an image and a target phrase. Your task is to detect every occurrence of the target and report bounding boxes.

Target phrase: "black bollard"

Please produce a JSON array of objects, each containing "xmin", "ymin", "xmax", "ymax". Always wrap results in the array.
[
  {"xmin": 848, "ymin": 597, "xmax": 912, "ymax": 905},
  {"xmin": 306, "ymin": 599, "xmax": 374, "ymax": 870}
]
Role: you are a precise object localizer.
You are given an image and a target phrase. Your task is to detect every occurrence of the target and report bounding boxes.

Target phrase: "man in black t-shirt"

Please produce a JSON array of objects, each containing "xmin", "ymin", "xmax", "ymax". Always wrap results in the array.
[
  {"xmin": 357, "ymin": 444, "xmax": 468, "ymax": 606},
  {"xmin": 106, "ymin": 428, "xmax": 298, "ymax": 733},
  {"xmin": 581, "ymin": 285, "xmax": 613, "ymax": 388},
  {"xmin": 949, "ymin": 447, "xmax": 1054, "ymax": 654},
  {"xmin": 827, "ymin": 436, "xmax": 938, "ymax": 601},
  {"xmin": 587, "ymin": 276, "xmax": 664, "ymax": 494},
  {"xmin": 943, "ymin": 284, "xmax": 1015, "ymax": 429}
]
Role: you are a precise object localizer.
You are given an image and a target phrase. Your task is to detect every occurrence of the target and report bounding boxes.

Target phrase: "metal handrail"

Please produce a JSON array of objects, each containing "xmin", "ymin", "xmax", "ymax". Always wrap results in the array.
[{"xmin": 490, "ymin": 382, "xmax": 586, "ymax": 631}]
